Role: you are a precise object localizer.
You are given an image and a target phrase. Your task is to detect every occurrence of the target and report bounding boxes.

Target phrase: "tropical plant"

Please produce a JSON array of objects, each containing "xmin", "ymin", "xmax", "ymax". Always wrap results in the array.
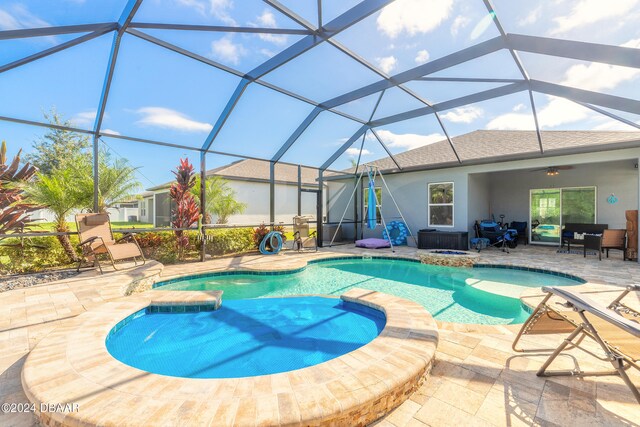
[
  {"xmin": 25, "ymin": 109, "xmax": 90, "ymax": 175},
  {"xmin": 21, "ymin": 167, "xmax": 83, "ymax": 262},
  {"xmin": 253, "ymin": 223, "xmax": 287, "ymax": 249},
  {"xmin": 169, "ymin": 158, "xmax": 200, "ymax": 259},
  {"xmin": 191, "ymin": 175, "xmax": 246, "ymax": 224},
  {"xmin": 75, "ymin": 149, "xmax": 141, "ymax": 212},
  {"xmin": 0, "ymin": 141, "xmax": 38, "ymax": 235}
]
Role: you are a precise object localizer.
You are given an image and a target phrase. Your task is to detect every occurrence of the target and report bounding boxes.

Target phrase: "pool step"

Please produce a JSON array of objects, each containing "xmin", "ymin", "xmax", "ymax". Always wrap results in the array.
[{"xmin": 463, "ymin": 278, "xmax": 527, "ymax": 299}]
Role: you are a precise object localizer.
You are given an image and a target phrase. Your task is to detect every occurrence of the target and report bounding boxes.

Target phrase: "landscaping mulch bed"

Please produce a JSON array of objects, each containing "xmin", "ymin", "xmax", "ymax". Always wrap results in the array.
[{"xmin": 0, "ymin": 270, "xmax": 80, "ymax": 293}]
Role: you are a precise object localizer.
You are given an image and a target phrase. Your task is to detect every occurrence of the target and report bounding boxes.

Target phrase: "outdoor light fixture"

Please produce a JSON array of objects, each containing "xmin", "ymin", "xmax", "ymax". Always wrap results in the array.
[{"xmin": 546, "ymin": 167, "xmax": 559, "ymax": 176}]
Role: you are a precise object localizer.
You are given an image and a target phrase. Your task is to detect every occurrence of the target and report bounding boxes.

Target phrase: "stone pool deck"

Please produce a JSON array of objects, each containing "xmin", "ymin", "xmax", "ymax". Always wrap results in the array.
[{"xmin": 1, "ymin": 244, "xmax": 639, "ymax": 426}]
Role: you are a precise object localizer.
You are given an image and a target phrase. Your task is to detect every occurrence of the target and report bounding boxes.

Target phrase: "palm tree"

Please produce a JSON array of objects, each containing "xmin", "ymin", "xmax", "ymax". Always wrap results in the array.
[
  {"xmin": 191, "ymin": 176, "xmax": 246, "ymax": 224},
  {"xmin": 22, "ymin": 168, "xmax": 82, "ymax": 262},
  {"xmin": 76, "ymin": 150, "xmax": 141, "ymax": 213}
]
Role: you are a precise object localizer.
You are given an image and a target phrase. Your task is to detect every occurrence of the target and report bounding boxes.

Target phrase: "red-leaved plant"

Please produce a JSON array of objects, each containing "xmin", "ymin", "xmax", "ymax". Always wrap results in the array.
[
  {"xmin": 0, "ymin": 141, "xmax": 38, "ymax": 236},
  {"xmin": 169, "ymin": 158, "xmax": 200, "ymax": 259}
]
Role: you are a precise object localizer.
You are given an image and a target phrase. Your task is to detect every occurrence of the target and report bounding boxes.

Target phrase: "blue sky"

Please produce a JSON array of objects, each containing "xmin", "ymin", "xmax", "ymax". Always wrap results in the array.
[{"xmin": 1, "ymin": 0, "xmax": 640, "ymax": 188}]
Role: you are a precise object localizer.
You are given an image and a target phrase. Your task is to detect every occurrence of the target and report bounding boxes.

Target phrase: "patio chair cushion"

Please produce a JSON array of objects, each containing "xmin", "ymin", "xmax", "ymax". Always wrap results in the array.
[
  {"xmin": 106, "ymin": 242, "xmax": 143, "ymax": 260},
  {"xmin": 356, "ymin": 238, "xmax": 391, "ymax": 249},
  {"xmin": 84, "ymin": 215, "xmax": 109, "ymax": 226}
]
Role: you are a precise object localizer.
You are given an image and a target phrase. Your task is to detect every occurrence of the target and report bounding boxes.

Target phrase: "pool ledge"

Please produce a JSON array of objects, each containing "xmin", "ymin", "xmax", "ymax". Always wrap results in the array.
[{"xmin": 22, "ymin": 288, "xmax": 438, "ymax": 427}]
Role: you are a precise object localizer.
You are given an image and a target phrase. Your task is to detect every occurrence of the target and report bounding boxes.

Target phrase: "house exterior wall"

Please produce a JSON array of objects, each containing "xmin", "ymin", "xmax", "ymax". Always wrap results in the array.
[
  {"xmin": 326, "ymin": 147, "xmax": 640, "ymax": 244},
  {"xmin": 29, "ymin": 206, "xmax": 140, "ymax": 224},
  {"xmin": 151, "ymin": 180, "xmax": 318, "ymax": 226},
  {"xmin": 139, "ymin": 197, "xmax": 153, "ymax": 224},
  {"xmin": 488, "ymin": 159, "xmax": 638, "ymax": 230},
  {"xmin": 468, "ymin": 173, "xmax": 491, "ymax": 234}
]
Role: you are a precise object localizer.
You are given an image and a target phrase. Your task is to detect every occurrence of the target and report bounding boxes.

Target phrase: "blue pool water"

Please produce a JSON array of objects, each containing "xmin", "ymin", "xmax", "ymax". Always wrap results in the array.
[
  {"xmin": 155, "ymin": 258, "xmax": 583, "ymax": 325},
  {"xmin": 106, "ymin": 297, "xmax": 385, "ymax": 378}
]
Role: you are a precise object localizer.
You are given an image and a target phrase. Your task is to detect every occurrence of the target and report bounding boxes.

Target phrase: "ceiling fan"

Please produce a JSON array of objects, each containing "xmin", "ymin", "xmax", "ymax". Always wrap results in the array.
[{"xmin": 530, "ymin": 166, "xmax": 574, "ymax": 176}]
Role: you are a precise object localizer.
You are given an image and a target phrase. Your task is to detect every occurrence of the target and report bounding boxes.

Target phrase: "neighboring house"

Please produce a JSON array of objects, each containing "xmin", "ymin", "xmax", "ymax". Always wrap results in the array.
[
  {"xmin": 325, "ymin": 130, "xmax": 640, "ymax": 245},
  {"xmin": 145, "ymin": 159, "xmax": 323, "ymax": 227},
  {"xmin": 30, "ymin": 201, "xmax": 141, "ymax": 225}
]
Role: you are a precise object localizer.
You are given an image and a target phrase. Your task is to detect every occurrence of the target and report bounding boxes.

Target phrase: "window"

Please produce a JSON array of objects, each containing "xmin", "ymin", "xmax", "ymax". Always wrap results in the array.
[
  {"xmin": 428, "ymin": 182, "xmax": 454, "ymax": 227},
  {"xmin": 363, "ymin": 186, "xmax": 382, "ymax": 225}
]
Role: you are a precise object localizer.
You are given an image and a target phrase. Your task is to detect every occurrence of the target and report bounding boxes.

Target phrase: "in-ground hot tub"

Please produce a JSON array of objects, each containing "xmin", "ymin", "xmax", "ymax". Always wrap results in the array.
[
  {"xmin": 22, "ymin": 288, "xmax": 438, "ymax": 427},
  {"xmin": 106, "ymin": 296, "xmax": 386, "ymax": 378}
]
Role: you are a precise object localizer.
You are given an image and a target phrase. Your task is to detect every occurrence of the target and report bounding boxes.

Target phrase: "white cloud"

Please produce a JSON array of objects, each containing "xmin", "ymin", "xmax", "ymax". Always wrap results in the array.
[
  {"xmin": 346, "ymin": 148, "xmax": 372, "ymax": 157},
  {"xmin": 101, "ymin": 129, "xmax": 121, "ymax": 136},
  {"xmin": 377, "ymin": 0, "xmax": 453, "ymax": 38},
  {"xmin": 210, "ymin": 36, "xmax": 246, "ymax": 65},
  {"xmin": 487, "ymin": 38, "xmax": 640, "ymax": 130},
  {"xmin": 71, "ymin": 110, "xmax": 97, "ymax": 127},
  {"xmin": 0, "ymin": 4, "xmax": 55, "ymax": 45},
  {"xmin": 376, "ymin": 56, "xmax": 397, "ymax": 74},
  {"xmin": 253, "ymin": 10, "xmax": 288, "ymax": 45},
  {"xmin": 259, "ymin": 48, "xmax": 276, "ymax": 57},
  {"xmin": 256, "ymin": 9, "xmax": 276, "ymax": 27},
  {"xmin": 441, "ymin": 106, "xmax": 484, "ymax": 124},
  {"xmin": 552, "ymin": 0, "xmax": 639, "ymax": 34},
  {"xmin": 176, "ymin": 0, "xmax": 237, "ymax": 26},
  {"xmin": 375, "ymin": 130, "xmax": 445, "ymax": 150},
  {"xmin": 414, "ymin": 49, "xmax": 430, "ymax": 65},
  {"xmin": 485, "ymin": 98, "xmax": 588, "ymax": 130},
  {"xmin": 518, "ymin": 6, "xmax": 541, "ymax": 26},
  {"xmin": 513, "ymin": 103, "xmax": 527, "ymax": 112},
  {"xmin": 560, "ymin": 39, "xmax": 640, "ymax": 91},
  {"xmin": 451, "ymin": 15, "xmax": 471, "ymax": 36},
  {"xmin": 135, "ymin": 107, "xmax": 212, "ymax": 133},
  {"xmin": 591, "ymin": 119, "xmax": 639, "ymax": 131},
  {"xmin": 486, "ymin": 112, "xmax": 536, "ymax": 130}
]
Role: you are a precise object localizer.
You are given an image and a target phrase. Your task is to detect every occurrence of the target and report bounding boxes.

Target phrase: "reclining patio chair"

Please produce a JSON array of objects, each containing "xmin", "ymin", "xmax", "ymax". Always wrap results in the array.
[
  {"xmin": 292, "ymin": 215, "xmax": 317, "ymax": 252},
  {"xmin": 512, "ymin": 285, "xmax": 640, "ymax": 403},
  {"xmin": 76, "ymin": 213, "xmax": 145, "ymax": 274}
]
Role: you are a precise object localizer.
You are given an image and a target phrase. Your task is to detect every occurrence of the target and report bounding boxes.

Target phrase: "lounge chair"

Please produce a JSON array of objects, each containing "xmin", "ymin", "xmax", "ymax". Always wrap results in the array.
[
  {"xmin": 76, "ymin": 213, "xmax": 145, "ymax": 273},
  {"xmin": 513, "ymin": 285, "xmax": 640, "ymax": 403},
  {"xmin": 292, "ymin": 215, "xmax": 317, "ymax": 252}
]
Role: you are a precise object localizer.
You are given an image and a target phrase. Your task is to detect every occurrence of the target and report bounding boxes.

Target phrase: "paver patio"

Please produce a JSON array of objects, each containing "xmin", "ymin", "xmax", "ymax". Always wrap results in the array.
[{"xmin": 1, "ymin": 245, "xmax": 638, "ymax": 426}]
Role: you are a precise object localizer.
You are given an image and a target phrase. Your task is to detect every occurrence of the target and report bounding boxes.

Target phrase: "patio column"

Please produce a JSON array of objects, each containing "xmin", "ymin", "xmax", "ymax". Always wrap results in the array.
[
  {"xmin": 200, "ymin": 151, "xmax": 206, "ymax": 262},
  {"xmin": 317, "ymin": 170, "xmax": 324, "ymax": 247},
  {"xmin": 92, "ymin": 134, "xmax": 99, "ymax": 212},
  {"xmin": 269, "ymin": 161, "xmax": 275, "ymax": 226},
  {"xmin": 297, "ymin": 165, "xmax": 302, "ymax": 217},
  {"xmin": 637, "ymin": 157, "xmax": 639, "ymax": 264}
]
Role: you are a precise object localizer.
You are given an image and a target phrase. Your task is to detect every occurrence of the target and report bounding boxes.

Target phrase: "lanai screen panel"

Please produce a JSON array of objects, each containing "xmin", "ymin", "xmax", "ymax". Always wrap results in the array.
[{"xmin": 1, "ymin": 0, "xmax": 639, "ymax": 194}]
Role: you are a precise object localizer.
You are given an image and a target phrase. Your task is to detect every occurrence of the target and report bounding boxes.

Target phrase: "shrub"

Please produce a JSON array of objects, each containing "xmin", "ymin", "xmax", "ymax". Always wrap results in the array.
[
  {"xmin": 0, "ymin": 235, "xmax": 79, "ymax": 274},
  {"xmin": 0, "ymin": 228, "xmax": 258, "ymax": 274},
  {"xmin": 205, "ymin": 228, "xmax": 254, "ymax": 256},
  {"xmin": 253, "ymin": 223, "xmax": 287, "ymax": 249}
]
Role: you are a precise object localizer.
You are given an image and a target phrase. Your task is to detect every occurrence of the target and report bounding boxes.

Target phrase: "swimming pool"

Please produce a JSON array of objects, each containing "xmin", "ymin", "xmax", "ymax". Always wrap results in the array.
[
  {"xmin": 106, "ymin": 296, "xmax": 385, "ymax": 378},
  {"xmin": 155, "ymin": 258, "xmax": 583, "ymax": 325}
]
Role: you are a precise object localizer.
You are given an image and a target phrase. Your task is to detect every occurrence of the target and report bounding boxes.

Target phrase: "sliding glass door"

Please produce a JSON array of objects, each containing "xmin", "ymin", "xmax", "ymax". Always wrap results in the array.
[
  {"xmin": 530, "ymin": 187, "xmax": 596, "ymax": 245},
  {"xmin": 530, "ymin": 189, "xmax": 561, "ymax": 244}
]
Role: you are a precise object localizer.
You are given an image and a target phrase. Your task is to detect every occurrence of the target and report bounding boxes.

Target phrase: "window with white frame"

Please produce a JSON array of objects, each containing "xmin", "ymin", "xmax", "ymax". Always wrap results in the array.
[{"xmin": 428, "ymin": 182, "xmax": 454, "ymax": 227}]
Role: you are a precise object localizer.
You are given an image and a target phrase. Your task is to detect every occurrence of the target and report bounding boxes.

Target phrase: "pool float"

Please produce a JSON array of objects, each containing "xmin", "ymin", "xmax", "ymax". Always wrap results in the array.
[{"xmin": 383, "ymin": 220, "xmax": 409, "ymax": 246}]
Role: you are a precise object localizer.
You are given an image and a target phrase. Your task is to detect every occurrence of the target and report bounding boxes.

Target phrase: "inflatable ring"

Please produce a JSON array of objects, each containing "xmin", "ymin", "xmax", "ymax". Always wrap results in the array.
[
  {"xmin": 383, "ymin": 220, "xmax": 409, "ymax": 246},
  {"xmin": 259, "ymin": 231, "xmax": 283, "ymax": 255}
]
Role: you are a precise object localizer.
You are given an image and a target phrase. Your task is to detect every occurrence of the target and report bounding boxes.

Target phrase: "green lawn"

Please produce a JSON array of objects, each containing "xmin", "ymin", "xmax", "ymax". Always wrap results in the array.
[{"xmin": 29, "ymin": 221, "xmax": 155, "ymax": 232}]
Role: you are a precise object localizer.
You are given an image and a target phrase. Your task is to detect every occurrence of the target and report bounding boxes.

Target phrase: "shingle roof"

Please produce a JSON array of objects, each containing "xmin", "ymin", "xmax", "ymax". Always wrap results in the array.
[
  {"xmin": 342, "ymin": 130, "xmax": 640, "ymax": 175},
  {"xmin": 147, "ymin": 159, "xmax": 319, "ymax": 191}
]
